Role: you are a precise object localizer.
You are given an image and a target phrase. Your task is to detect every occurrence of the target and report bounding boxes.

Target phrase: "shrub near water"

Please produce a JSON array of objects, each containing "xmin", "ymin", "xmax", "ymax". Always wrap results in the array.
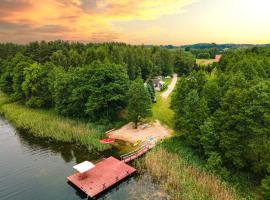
[{"xmin": 0, "ymin": 101, "xmax": 108, "ymax": 152}]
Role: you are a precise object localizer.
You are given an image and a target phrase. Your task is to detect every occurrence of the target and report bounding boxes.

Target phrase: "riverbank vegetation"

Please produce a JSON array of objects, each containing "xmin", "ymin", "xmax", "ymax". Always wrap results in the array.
[
  {"xmin": 0, "ymin": 92, "xmax": 109, "ymax": 152},
  {"xmin": 138, "ymin": 141, "xmax": 243, "ymax": 200}
]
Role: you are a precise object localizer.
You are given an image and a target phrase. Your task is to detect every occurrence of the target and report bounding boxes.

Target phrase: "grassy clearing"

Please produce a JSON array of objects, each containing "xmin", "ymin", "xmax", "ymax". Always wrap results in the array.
[
  {"xmin": 196, "ymin": 59, "xmax": 216, "ymax": 66},
  {"xmin": 0, "ymin": 92, "xmax": 109, "ymax": 152},
  {"xmin": 151, "ymin": 94, "xmax": 174, "ymax": 128},
  {"xmin": 163, "ymin": 77, "xmax": 172, "ymax": 85}
]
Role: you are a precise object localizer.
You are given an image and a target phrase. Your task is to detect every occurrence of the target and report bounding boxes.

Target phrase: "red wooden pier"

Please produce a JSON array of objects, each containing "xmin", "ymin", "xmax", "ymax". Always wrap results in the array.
[{"xmin": 67, "ymin": 141, "xmax": 153, "ymax": 198}]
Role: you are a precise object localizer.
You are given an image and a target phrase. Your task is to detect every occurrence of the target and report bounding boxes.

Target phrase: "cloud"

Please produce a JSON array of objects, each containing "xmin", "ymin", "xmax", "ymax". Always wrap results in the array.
[{"xmin": 0, "ymin": 0, "xmax": 196, "ymax": 43}]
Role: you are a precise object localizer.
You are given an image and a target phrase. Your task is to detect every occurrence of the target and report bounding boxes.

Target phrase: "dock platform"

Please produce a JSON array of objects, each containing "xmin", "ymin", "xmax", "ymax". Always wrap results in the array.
[{"xmin": 67, "ymin": 157, "xmax": 136, "ymax": 198}]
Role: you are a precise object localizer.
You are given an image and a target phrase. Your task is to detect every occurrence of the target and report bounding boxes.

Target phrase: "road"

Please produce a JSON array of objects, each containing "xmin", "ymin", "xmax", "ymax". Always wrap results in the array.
[{"xmin": 161, "ymin": 74, "xmax": 178, "ymax": 99}]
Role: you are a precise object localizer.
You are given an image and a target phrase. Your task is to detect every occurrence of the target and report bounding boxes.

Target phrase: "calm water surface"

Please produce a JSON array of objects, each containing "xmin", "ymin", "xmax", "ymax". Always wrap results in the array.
[{"xmin": 0, "ymin": 117, "xmax": 169, "ymax": 200}]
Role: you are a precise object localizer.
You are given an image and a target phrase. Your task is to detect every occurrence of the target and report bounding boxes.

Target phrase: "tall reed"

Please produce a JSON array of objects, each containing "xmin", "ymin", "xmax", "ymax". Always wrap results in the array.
[
  {"xmin": 0, "ymin": 93, "xmax": 109, "ymax": 152},
  {"xmin": 138, "ymin": 146, "xmax": 244, "ymax": 200}
]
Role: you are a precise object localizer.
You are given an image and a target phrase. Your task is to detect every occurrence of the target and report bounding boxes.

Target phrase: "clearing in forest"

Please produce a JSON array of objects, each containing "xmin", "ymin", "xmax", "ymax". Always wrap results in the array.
[{"xmin": 107, "ymin": 120, "xmax": 173, "ymax": 144}]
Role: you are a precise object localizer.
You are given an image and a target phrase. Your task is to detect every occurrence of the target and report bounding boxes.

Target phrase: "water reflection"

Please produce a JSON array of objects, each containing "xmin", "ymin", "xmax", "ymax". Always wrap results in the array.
[
  {"xmin": 16, "ymin": 130, "xmax": 107, "ymax": 163},
  {"xmin": 0, "ymin": 117, "xmax": 170, "ymax": 200}
]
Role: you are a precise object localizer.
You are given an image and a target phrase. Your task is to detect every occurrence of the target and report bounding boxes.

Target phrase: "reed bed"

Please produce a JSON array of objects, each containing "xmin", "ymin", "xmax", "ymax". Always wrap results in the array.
[
  {"xmin": 0, "ymin": 93, "xmax": 108, "ymax": 152},
  {"xmin": 137, "ymin": 146, "xmax": 244, "ymax": 200}
]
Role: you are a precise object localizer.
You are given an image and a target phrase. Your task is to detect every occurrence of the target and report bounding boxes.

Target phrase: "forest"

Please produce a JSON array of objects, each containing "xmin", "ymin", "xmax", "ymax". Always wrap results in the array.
[
  {"xmin": 0, "ymin": 41, "xmax": 196, "ymax": 121},
  {"xmin": 1, "ymin": 41, "xmax": 270, "ymax": 198},
  {"xmin": 172, "ymin": 47, "xmax": 270, "ymax": 198}
]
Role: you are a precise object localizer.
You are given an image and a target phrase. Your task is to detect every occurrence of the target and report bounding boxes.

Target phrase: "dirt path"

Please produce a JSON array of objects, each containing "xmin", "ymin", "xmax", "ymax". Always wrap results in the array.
[
  {"xmin": 107, "ymin": 120, "xmax": 173, "ymax": 144},
  {"xmin": 161, "ymin": 74, "xmax": 178, "ymax": 98}
]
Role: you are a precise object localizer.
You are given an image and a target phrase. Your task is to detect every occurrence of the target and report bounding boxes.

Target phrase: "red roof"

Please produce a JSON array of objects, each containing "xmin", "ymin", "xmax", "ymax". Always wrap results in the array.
[{"xmin": 215, "ymin": 54, "xmax": 222, "ymax": 62}]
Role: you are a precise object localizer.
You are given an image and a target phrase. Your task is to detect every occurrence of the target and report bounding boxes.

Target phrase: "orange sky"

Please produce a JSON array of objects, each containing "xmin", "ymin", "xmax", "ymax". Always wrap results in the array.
[{"xmin": 0, "ymin": 0, "xmax": 270, "ymax": 44}]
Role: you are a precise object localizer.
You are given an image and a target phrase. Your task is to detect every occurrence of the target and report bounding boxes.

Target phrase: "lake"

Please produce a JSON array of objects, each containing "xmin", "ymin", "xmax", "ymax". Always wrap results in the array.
[{"xmin": 0, "ymin": 117, "xmax": 169, "ymax": 200}]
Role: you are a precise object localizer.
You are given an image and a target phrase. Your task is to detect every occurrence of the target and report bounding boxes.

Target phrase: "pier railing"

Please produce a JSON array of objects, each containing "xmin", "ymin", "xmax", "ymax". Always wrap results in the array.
[{"xmin": 120, "ymin": 141, "xmax": 152, "ymax": 162}]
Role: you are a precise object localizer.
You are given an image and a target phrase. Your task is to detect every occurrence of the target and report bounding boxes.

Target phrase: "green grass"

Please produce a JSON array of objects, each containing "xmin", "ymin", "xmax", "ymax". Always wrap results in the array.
[
  {"xmin": 0, "ymin": 92, "xmax": 109, "ymax": 152},
  {"xmin": 196, "ymin": 59, "xmax": 216, "ymax": 66},
  {"xmin": 151, "ymin": 94, "xmax": 174, "ymax": 128},
  {"xmin": 163, "ymin": 77, "xmax": 172, "ymax": 85}
]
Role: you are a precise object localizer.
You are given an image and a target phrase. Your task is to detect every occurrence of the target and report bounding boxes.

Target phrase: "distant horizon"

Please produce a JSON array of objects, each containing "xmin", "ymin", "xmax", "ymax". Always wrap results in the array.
[
  {"xmin": 1, "ymin": 40, "xmax": 270, "ymax": 47},
  {"xmin": 0, "ymin": 0, "xmax": 270, "ymax": 44}
]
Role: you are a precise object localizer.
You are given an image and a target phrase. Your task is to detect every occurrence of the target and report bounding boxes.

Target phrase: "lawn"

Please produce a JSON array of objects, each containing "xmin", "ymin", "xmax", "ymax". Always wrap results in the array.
[
  {"xmin": 163, "ymin": 76, "xmax": 172, "ymax": 85},
  {"xmin": 151, "ymin": 93, "xmax": 174, "ymax": 128}
]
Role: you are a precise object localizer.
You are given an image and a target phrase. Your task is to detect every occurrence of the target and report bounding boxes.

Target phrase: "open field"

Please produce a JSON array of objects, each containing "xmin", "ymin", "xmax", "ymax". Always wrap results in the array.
[
  {"xmin": 0, "ymin": 92, "xmax": 109, "ymax": 152},
  {"xmin": 196, "ymin": 59, "xmax": 216, "ymax": 66}
]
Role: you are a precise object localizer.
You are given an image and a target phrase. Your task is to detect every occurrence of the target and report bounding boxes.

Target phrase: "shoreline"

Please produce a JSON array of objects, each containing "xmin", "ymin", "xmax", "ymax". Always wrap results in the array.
[{"xmin": 0, "ymin": 93, "xmax": 110, "ymax": 152}]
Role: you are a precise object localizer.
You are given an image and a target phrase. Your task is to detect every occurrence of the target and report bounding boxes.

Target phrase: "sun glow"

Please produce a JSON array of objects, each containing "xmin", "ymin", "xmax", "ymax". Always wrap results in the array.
[{"xmin": 0, "ymin": 0, "xmax": 269, "ymax": 44}]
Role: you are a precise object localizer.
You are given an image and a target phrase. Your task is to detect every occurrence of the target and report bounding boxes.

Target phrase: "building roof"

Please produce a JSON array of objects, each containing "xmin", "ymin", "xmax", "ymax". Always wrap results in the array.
[{"xmin": 215, "ymin": 54, "xmax": 222, "ymax": 62}]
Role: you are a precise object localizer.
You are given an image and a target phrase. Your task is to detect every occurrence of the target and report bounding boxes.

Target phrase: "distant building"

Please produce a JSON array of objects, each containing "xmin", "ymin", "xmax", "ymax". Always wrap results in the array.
[
  {"xmin": 153, "ymin": 76, "xmax": 165, "ymax": 91},
  {"xmin": 215, "ymin": 54, "xmax": 222, "ymax": 62}
]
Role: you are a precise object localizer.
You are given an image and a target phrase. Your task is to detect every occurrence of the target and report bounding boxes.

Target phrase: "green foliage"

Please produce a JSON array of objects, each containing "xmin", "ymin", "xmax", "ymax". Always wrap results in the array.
[
  {"xmin": 197, "ymin": 52, "xmax": 211, "ymax": 59},
  {"xmin": 127, "ymin": 78, "xmax": 152, "ymax": 128},
  {"xmin": 261, "ymin": 170, "xmax": 270, "ymax": 199},
  {"xmin": 0, "ymin": 41, "xmax": 196, "ymax": 120},
  {"xmin": 160, "ymin": 83, "xmax": 168, "ymax": 91},
  {"xmin": 0, "ymin": 93, "xmax": 109, "ymax": 152},
  {"xmin": 174, "ymin": 50, "xmax": 197, "ymax": 75},
  {"xmin": 84, "ymin": 62, "xmax": 129, "ymax": 120},
  {"xmin": 22, "ymin": 62, "xmax": 53, "ymax": 108},
  {"xmin": 190, "ymin": 48, "xmax": 219, "ymax": 59},
  {"xmin": 146, "ymin": 82, "xmax": 156, "ymax": 102},
  {"xmin": 172, "ymin": 47, "xmax": 270, "ymax": 198},
  {"xmin": 205, "ymin": 152, "xmax": 230, "ymax": 180}
]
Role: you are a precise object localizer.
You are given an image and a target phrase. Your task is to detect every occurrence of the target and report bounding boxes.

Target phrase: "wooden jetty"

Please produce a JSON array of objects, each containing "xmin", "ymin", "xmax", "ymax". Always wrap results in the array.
[{"xmin": 67, "ymin": 141, "xmax": 153, "ymax": 198}]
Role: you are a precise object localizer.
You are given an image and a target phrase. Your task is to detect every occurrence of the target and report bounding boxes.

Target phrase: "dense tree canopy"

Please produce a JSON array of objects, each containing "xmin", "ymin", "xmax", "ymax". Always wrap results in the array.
[
  {"xmin": 172, "ymin": 47, "xmax": 270, "ymax": 198},
  {"xmin": 0, "ymin": 41, "xmax": 194, "ymax": 121}
]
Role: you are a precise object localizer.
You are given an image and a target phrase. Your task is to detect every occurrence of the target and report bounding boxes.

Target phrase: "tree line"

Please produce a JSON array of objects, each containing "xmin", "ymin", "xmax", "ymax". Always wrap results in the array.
[
  {"xmin": 172, "ymin": 47, "xmax": 270, "ymax": 198},
  {"xmin": 0, "ymin": 41, "xmax": 196, "ymax": 122}
]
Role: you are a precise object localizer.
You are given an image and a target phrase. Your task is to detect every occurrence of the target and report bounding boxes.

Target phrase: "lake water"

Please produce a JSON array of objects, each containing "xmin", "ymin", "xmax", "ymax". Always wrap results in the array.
[{"xmin": 0, "ymin": 117, "xmax": 169, "ymax": 200}]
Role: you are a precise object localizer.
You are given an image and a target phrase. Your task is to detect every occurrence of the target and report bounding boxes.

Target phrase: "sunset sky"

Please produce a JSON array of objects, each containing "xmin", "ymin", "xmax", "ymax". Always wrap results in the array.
[{"xmin": 0, "ymin": 0, "xmax": 270, "ymax": 45}]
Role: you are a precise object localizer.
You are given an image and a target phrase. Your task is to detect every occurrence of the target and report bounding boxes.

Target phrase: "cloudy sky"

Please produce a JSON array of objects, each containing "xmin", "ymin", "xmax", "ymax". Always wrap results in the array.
[{"xmin": 0, "ymin": 0, "xmax": 270, "ymax": 44}]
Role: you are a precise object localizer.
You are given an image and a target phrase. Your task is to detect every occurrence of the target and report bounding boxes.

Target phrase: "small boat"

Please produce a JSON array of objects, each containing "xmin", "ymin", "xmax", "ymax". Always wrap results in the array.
[{"xmin": 100, "ymin": 138, "xmax": 115, "ymax": 144}]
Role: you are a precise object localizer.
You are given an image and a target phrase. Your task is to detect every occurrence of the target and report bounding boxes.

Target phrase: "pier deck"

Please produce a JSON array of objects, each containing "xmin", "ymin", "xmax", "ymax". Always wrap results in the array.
[{"xmin": 67, "ymin": 157, "xmax": 136, "ymax": 198}]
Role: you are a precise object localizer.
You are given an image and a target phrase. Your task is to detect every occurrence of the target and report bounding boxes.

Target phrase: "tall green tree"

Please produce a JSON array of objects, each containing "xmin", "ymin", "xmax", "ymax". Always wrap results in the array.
[
  {"xmin": 127, "ymin": 78, "xmax": 152, "ymax": 128},
  {"xmin": 85, "ymin": 62, "xmax": 129, "ymax": 120},
  {"xmin": 22, "ymin": 62, "xmax": 54, "ymax": 108}
]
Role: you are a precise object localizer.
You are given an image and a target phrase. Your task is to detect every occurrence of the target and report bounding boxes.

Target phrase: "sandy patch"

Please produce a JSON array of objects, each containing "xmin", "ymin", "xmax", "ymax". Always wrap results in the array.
[{"xmin": 107, "ymin": 120, "xmax": 173, "ymax": 144}]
